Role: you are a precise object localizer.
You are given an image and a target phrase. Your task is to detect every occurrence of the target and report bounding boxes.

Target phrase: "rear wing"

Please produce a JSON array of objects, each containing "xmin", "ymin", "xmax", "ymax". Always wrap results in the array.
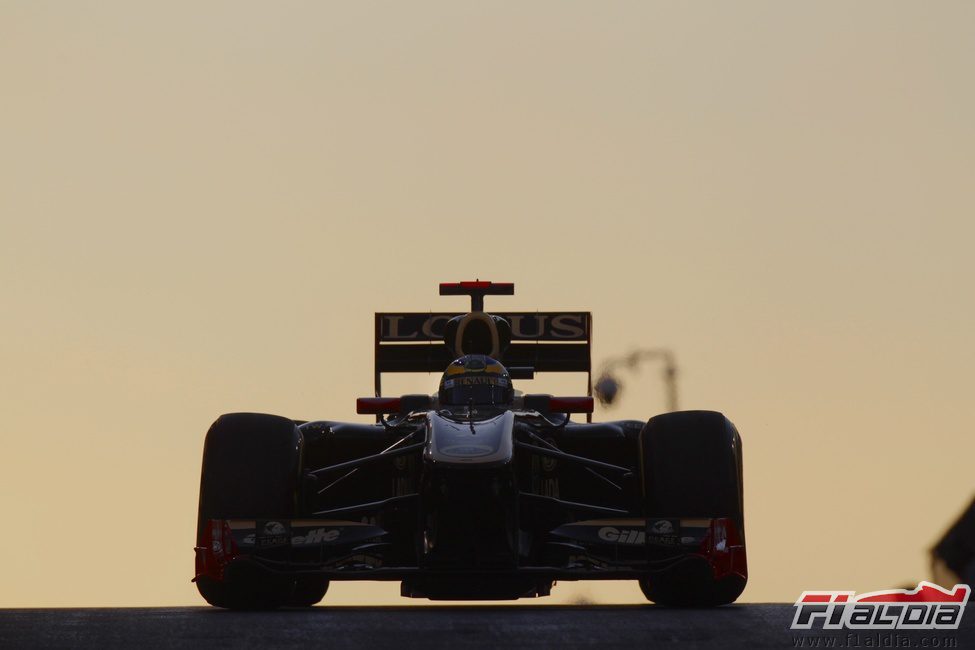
[{"xmin": 374, "ymin": 311, "xmax": 592, "ymax": 397}]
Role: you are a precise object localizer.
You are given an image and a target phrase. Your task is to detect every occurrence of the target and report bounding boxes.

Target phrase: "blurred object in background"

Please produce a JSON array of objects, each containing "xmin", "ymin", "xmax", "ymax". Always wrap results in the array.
[
  {"xmin": 931, "ymin": 496, "xmax": 975, "ymax": 587},
  {"xmin": 593, "ymin": 348, "xmax": 678, "ymax": 412}
]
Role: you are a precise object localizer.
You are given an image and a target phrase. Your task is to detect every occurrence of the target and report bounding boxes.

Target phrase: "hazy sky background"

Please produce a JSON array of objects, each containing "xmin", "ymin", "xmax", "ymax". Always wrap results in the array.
[{"xmin": 2, "ymin": 1, "xmax": 973, "ymax": 606}]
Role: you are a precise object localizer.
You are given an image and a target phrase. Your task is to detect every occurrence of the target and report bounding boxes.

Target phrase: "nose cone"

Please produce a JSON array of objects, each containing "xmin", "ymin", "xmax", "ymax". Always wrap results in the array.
[{"xmin": 425, "ymin": 411, "xmax": 515, "ymax": 467}]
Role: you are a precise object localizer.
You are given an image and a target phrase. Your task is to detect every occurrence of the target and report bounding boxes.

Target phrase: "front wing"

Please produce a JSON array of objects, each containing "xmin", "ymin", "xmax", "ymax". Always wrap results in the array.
[{"xmin": 195, "ymin": 516, "xmax": 746, "ymax": 585}]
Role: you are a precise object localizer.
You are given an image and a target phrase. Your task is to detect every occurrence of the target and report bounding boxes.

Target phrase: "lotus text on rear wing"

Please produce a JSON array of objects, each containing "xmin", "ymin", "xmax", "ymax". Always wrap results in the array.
[{"xmin": 379, "ymin": 313, "xmax": 588, "ymax": 341}]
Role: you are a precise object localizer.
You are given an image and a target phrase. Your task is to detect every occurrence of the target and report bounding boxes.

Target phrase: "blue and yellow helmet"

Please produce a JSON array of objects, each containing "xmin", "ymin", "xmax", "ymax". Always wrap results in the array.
[{"xmin": 439, "ymin": 355, "xmax": 513, "ymax": 407}]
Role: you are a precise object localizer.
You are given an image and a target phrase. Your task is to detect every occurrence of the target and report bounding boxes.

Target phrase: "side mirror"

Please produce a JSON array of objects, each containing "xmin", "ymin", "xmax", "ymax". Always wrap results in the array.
[
  {"xmin": 522, "ymin": 394, "xmax": 553, "ymax": 412},
  {"xmin": 356, "ymin": 394, "xmax": 433, "ymax": 415},
  {"xmin": 400, "ymin": 394, "xmax": 433, "ymax": 412},
  {"xmin": 521, "ymin": 394, "xmax": 594, "ymax": 414}
]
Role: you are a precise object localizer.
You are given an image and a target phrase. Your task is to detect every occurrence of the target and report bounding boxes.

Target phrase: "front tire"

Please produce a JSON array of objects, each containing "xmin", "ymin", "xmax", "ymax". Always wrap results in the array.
[
  {"xmin": 196, "ymin": 413, "xmax": 323, "ymax": 609},
  {"xmin": 287, "ymin": 576, "xmax": 330, "ymax": 607},
  {"xmin": 638, "ymin": 410, "xmax": 746, "ymax": 606}
]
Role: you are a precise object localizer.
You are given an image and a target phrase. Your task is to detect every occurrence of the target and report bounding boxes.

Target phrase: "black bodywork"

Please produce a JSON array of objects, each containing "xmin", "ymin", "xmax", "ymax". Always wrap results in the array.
[
  {"xmin": 195, "ymin": 282, "xmax": 746, "ymax": 604},
  {"xmin": 301, "ymin": 411, "xmax": 651, "ymax": 599}
]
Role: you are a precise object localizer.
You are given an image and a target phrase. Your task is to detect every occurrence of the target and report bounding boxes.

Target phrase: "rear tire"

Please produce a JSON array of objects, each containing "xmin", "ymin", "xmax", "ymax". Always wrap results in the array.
[
  {"xmin": 196, "ymin": 413, "xmax": 325, "ymax": 609},
  {"xmin": 638, "ymin": 410, "xmax": 746, "ymax": 606}
]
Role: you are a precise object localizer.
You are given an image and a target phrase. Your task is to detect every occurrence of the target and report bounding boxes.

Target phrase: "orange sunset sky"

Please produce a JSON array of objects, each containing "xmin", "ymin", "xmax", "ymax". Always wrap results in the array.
[{"xmin": 1, "ymin": 2, "xmax": 973, "ymax": 606}]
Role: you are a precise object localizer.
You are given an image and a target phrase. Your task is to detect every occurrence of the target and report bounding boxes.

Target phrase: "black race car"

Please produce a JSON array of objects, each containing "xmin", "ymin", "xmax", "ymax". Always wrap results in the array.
[{"xmin": 194, "ymin": 281, "xmax": 746, "ymax": 608}]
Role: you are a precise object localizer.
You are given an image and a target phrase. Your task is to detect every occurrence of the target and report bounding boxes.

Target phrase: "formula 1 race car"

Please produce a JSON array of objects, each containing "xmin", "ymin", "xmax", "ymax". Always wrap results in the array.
[{"xmin": 194, "ymin": 282, "xmax": 746, "ymax": 608}]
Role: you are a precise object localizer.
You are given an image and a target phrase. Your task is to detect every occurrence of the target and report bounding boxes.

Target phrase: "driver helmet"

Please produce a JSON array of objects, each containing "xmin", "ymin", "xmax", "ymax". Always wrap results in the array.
[{"xmin": 438, "ymin": 355, "xmax": 513, "ymax": 408}]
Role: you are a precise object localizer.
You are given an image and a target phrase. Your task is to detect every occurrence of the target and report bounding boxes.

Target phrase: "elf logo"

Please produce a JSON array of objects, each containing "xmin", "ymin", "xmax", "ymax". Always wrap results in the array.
[
  {"xmin": 598, "ymin": 527, "xmax": 645, "ymax": 545},
  {"xmin": 243, "ymin": 527, "xmax": 341, "ymax": 546}
]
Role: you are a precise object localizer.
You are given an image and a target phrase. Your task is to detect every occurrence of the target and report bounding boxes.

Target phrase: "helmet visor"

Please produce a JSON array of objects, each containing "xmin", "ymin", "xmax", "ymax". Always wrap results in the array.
[{"xmin": 441, "ymin": 375, "xmax": 511, "ymax": 406}]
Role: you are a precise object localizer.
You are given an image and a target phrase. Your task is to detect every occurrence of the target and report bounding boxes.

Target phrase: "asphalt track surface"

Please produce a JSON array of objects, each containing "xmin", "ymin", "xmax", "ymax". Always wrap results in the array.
[{"xmin": 2, "ymin": 605, "xmax": 973, "ymax": 649}]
